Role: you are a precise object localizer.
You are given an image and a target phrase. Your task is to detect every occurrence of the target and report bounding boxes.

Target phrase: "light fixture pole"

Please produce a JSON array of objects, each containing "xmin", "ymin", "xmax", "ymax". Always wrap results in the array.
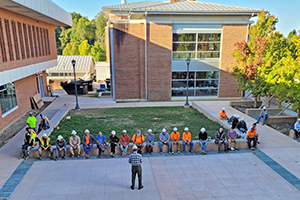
[
  {"xmin": 185, "ymin": 58, "xmax": 191, "ymax": 106},
  {"xmin": 71, "ymin": 59, "xmax": 80, "ymax": 110}
]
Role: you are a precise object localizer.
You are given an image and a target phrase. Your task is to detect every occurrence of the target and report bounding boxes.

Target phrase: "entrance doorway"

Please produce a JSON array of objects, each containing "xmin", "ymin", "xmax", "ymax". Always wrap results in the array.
[{"xmin": 36, "ymin": 73, "xmax": 45, "ymax": 98}]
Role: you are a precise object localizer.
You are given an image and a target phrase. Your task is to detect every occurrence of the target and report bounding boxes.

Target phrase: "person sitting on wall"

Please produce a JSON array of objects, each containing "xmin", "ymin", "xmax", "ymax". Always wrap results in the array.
[
  {"xmin": 249, "ymin": 123, "xmax": 260, "ymax": 144},
  {"xmin": 27, "ymin": 112, "xmax": 37, "ymax": 133},
  {"xmin": 182, "ymin": 127, "xmax": 194, "ymax": 153},
  {"xmin": 247, "ymin": 127, "xmax": 258, "ymax": 150},
  {"xmin": 219, "ymin": 107, "xmax": 228, "ymax": 120},
  {"xmin": 227, "ymin": 114, "xmax": 237, "ymax": 125},
  {"xmin": 20, "ymin": 127, "xmax": 38, "ymax": 159},
  {"xmin": 215, "ymin": 128, "xmax": 228, "ymax": 153},
  {"xmin": 110, "ymin": 130, "xmax": 119, "ymax": 157},
  {"xmin": 237, "ymin": 117, "xmax": 248, "ymax": 133},
  {"xmin": 199, "ymin": 127, "xmax": 208, "ymax": 154},
  {"xmin": 37, "ymin": 113, "xmax": 50, "ymax": 133},
  {"xmin": 159, "ymin": 128, "xmax": 171, "ymax": 155},
  {"xmin": 232, "ymin": 115, "xmax": 239, "ymax": 129},
  {"xmin": 96, "ymin": 132, "xmax": 107, "ymax": 158},
  {"xmin": 170, "ymin": 127, "xmax": 180, "ymax": 154},
  {"xmin": 55, "ymin": 135, "xmax": 66, "ymax": 161},
  {"xmin": 39, "ymin": 133, "xmax": 54, "ymax": 160},
  {"xmin": 146, "ymin": 129, "xmax": 154, "ymax": 155},
  {"xmin": 294, "ymin": 118, "xmax": 300, "ymax": 139},
  {"xmin": 132, "ymin": 129, "xmax": 145, "ymax": 154},
  {"xmin": 69, "ymin": 130, "xmax": 81, "ymax": 158},
  {"xmin": 83, "ymin": 129, "xmax": 96, "ymax": 158},
  {"xmin": 227, "ymin": 127, "xmax": 239, "ymax": 151},
  {"xmin": 256, "ymin": 106, "xmax": 268, "ymax": 125},
  {"xmin": 120, "ymin": 130, "xmax": 130, "ymax": 157}
]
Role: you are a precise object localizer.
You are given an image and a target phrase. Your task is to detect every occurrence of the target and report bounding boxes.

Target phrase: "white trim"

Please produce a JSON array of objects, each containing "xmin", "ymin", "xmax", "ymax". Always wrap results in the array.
[
  {"xmin": 0, "ymin": 59, "xmax": 57, "ymax": 85},
  {"xmin": 1, "ymin": 106, "xmax": 18, "ymax": 118}
]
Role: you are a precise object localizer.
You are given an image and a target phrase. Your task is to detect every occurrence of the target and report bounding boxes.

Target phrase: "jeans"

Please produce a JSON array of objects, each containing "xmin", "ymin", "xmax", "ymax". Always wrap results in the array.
[
  {"xmin": 120, "ymin": 143, "xmax": 128, "ymax": 155},
  {"xmin": 257, "ymin": 115, "xmax": 268, "ymax": 124},
  {"xmin": 248, "ymin": 138, "xmax": 257, "ymax": 148},
  {"xmin": 294, "ymin": 129, "xmax": 300, "ymax": 139},
  {"xmin": 146, "ymin": 144, "xmax": 153, "ymax": 153},
  {"xmin": 38, "ymin": 146, "xmax": 53, "ymax": 157},
  {"xmin": 199, "ymin": 140, "xmax": 207, "ymax": 151},
  {"xmin": 21, "ymin": 145, "xmax": 34, "ymax": 156},
  {"xmin": 84, "ymin": 144, "xmax": 93, "ymax": 155},
  {"xmin": 182, "ymin": 141, "xmax": 194, "ymax": 151},
  {"xmin": 97, "ymin": 143, "xmax": 105, "ymax": 155},
  {"xmin": 216, "ymin": 140, "xmax": 228, "ymax": 151},
  {"xmin": 159, "ymin": 141, "xmax": 171, "ymax": 152},
  {"xmin": 131, "ymin": 165, "xmax": 142, "ymax": 188},
  {"xmin": 56, "ymin": 147, "xmax": 66, "ymax": 157},
  {"xmin": 228, "ymin": 138, "xmax": 238, "ymax": 149},
  {"xmin": 239, "ymin": 128, "xmax": 247, "ymax": 133}
]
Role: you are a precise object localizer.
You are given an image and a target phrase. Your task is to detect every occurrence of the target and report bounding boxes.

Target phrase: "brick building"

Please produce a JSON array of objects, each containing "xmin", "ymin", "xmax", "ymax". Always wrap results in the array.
[
  {"xmin": 0, "ymin": 0, "xmax": 71, "ymax": 132},
  {"xmin": 102, "ymin": 0, "xmax": 260, "ymax": 101}
]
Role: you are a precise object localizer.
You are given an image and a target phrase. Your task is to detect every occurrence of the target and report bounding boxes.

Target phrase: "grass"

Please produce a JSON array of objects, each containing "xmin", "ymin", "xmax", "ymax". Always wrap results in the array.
[{"xmin": 50, "ymin": 106, "xmax": 228, "ymax": 144}]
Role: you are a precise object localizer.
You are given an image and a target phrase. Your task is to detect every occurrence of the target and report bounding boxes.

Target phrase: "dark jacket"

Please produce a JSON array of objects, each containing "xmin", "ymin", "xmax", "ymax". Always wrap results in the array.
[
  {"xmin": 215, "ymin": 130, "xmax": 226, "ymax": 143},
  {"xmin": 83, "ymin": 134, "xmax": 96, "ymax": 146},
  {"xmin": 199, "ymin": 132, "xmax": 208, "ymax": 141},
  {"xmin": 237, "ymin": 121, "xmax": 247, "ymax": 131},
  {"xmin": 232, "ymin": 118, "xmax": 239, "ymax": 129},
  {"xmin": 110, "ymin": 135, "xmax": 119, "ymax": 144},
  {"xmin": 56, "ymin": 139, "xmax": 66, "ymax": 149}
]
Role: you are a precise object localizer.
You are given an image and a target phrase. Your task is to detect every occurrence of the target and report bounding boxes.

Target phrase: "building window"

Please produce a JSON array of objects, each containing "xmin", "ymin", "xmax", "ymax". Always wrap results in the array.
[
  {"xmin": 45, "ymin": 29, "xmax": 50, "ymax": 55},
  {"xmin": 23, "ymin": 23, "xmax": 30, "ymax": 58},
  {"xmin": 17, "ymin": 22, "xmax": 25, "ymax": 59},
  {"xmin": 0, "ymin": 82, "xmax": 18, "ymax": 115},
  {"xmin": 40, "ymin": 28, "xmax": 44, "ymax": 56},
  {"xmin": 171, "ymin": 71, "xmax": 219, "ymax": 97},
  {"xmin": 11, "ymin": 21, "xmax": 20, "ymax": 60},
  {"xmin": 0, "ymin": 18, "xmax": 7, "ymax": 62},
  {"xmin": 36, "ymin": 26, "xmax": 41, "ymax": 57},
  {"xmin": 51, "ymin": 73, "xmax": 59, "ymax": 76},
  {"xmin": 32, "ymin": 26, "xmax": 38, "ymax": 56},
  {"xmin": 4, "ymin": 19, "xmax": 14, "ymax": 61},
  {"xmin": 172, "ymin": 33, "xmax": 221, "ymax": 60},
  {"xmin": 27, "ymin": 25, "xmax": 34, "ymax": 57}
]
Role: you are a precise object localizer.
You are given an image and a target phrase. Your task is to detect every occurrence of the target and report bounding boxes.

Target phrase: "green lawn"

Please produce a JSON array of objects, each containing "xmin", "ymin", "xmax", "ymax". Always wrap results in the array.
[{"xmin": 50, "ymin": 106, "xmax": 228, "ymax": 144}]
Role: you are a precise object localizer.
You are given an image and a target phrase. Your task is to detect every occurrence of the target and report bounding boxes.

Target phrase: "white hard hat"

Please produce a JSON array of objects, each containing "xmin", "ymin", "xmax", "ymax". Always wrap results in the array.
[
  {"xmin": 57, "ymin": 135, "xmax": 63, "ymax": 140},
  {"xmin": 234, "ymin": 114, "xmax": 237, "ymax": 117},
  {"xmin": 162, "ymin": 128, "xmax": 166, "ymax": 132},
  {"xmin": 298, "ymin": 118, "xmax": 300, "ymax": 121},
  {"xmin": 111, "ymin": 130, "xmax": 116, "ymax": 135},
  {"xmin": 29, "ymin": 112, "xmax": 33, "ymax": 115},
  {"xmin": 201, "ymin": 127, "xmax": 205, "ymax": 132},
  {"xmin": 236, "ymin": 115, "xmax": 240, "ymax": 118},
  {"xmin": 184, "ymin": 127, "xmax": 189, "ymax": 131},
  {"xmin": 173, "ymin": 127, "xmax": 178, "ymax": 131},
  {"xmin": 241, "ymin": 117, "xmax": 245, "ymax": 121},
  {"xmin": 85, "ymin": 129, "xmax": 90, "ymax": 133},
  {"xmin": 42, "ymin": 133, "xmax": 47, "ymax": 137},
  {"xmin": 132, "ymin": 145, "xmax": 138, "ymax": 150},
  {"xmin": 222, "ymin": 107, "xmax": 225, "ymax": 111},
  {"xmin": 122, "ymin": 130, "xmax": 127, "ymax": 133},
  {"xmin": 263, "ymin": 106, "xmax": 266, "ymax": 109},
  {"xmin": 71, "ymin": 130, "xmax": 77, "ymax": 135},
  {"xmin": 148, "ymin": 129, "xmax": 152, "ymax": 133}
]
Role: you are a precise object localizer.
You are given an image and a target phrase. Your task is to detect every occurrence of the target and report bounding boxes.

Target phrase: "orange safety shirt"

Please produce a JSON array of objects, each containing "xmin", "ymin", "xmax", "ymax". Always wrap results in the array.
[
  {"xmin": 219, "ymin": 111, "xmax": 227, "ymax": 119},
  {"xmin": 170, "ymin": 131, "xmax": 180, "ymax": 141},
  {"xmin": 132, "ymin": 134, "xmax": 145, "ymax": 144},
  {"xmin": 246, "ymin": 130, "xmax": 257, "ymax": 139},
  {"xmin": 86, "ymin": 135, "xmax": 90, "ymax": 145},
  {"xmin": 182, "ymin": 132, "xmax": 191, "ymax": 143}
]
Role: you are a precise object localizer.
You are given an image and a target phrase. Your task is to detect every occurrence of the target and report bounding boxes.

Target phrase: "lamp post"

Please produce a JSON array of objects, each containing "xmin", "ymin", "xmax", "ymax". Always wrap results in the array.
[
  {"xmin": 185, "ymin": 58, "xmax": 191, "ymax": 106},
  {"xmin": 71, "ymin": 59, "xmax": 80, "ymax": 110}
]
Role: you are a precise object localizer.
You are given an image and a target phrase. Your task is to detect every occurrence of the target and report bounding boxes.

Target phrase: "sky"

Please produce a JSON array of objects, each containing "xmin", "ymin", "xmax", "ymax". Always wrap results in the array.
[{"xmin": 51, "ymin": 0, "xmax": 299, "ymax": 37}]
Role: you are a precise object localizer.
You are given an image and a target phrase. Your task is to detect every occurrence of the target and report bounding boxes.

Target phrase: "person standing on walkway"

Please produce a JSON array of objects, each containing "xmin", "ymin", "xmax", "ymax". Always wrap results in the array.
[
  {"xmin": 69, "ymin": 130, "xmax": 81, "ymax": 158},
  {"xmin": 294, "ymin": 118, "xmax": 300, "ymax": 139},
  {"xmin": 55, "ymin": 135, "xmax": 66, "ymax": 161},
  {"xmin": 182, "ymin": 127, "xmax": 194, "ymax": 153},
  {"xmin": 247, "ymin": 127, "xmax": 257, "ymax": 150},
  {"xmin": 128, "ymin": 145, "xmax": 143, "ymax": 190},
  {"xmin": 199, "ymin": 127, "xmax": 207, "ymax": 154},
  {"xmin": 227, "ymin": 127, "xmax": 239, "ymax": 151},
  {"xmin": 132, "ymin": 129, "xmax": 145, "ymax": 154},
  {"xmin": 146, "ymin": 129, "xmax": 154, "ymax": 155},
  {"xmin": 20, "ymin": 127, "xmax": 38, "ymax": 159},
  {"xmin": 37, "ymin": 113, "xmax": 50, "ymax": 133},
  {"xmin": 219, "ymin": 107, "xmax": 228, "ymax": 120},
  {"xmin": 26, "ymin": 112, "xmax": 37, "ymax": 132},
  {"xmin": 110, "ymin": 130, "xmax": 119, "ymax": 157},
  {"xmin": 39, "ymin": 133, "xmax": 53, "ymax": 160},
  {"xmin": 96, "ymin": 132, "xmax": 107, "ymax": 158},
  {"xmin": 256, "ymin": 106, "xmax": 268, "ymax": 125},
  {"xmin": 237, "ymin": 117, "xmax": 247, "ymax": 133},
  {"xmin": 83, "ymin": 129, "xmax": 96, "ymax": 158},
  {"xmin": 120, "ymin": 130, "xmax": 130, "ymax": 157},
  {"xmin": 170, "ymin": 127, "xmax": 180, "ymax": 154},
  {"xmin": 215, "ymin": 128, "xmax": 228, "ymax": 153}
]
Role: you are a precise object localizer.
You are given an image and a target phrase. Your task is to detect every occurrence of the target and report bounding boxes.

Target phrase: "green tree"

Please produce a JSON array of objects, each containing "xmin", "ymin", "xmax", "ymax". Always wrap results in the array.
[
  {"xmin": 91, "ymin": 42, "xmax": 106, "ymax": 61},
  {"xmin": 93, "ymin": 11, "xmax": 108, "ymax": 48},
  {"xmin": 62, "ymin": 42, "xmax": 79, "ymax": 55},
  {"xmin": 78, "ymin": 40, "xmax": 91, "ymax": 55}
]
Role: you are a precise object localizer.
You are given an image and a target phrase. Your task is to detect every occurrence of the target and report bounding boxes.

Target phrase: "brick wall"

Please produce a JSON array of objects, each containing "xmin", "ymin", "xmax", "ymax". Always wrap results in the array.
[
  {"xmin": 0, "ymin": 75, "xmax": 38, "ymax": 132},
  {"xmin": 219, "ymin": 24, "xmax": 248, "ymax": 98},
  {"xmin": 0, "ymin": 8, "xmax": 57, "ymax": 72}
]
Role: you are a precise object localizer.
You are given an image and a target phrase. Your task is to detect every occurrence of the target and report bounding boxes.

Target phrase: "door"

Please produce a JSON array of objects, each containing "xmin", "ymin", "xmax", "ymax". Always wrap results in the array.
[{"xmin": 36, "ymin": 73, "xmax": 45, "ymax": 98}]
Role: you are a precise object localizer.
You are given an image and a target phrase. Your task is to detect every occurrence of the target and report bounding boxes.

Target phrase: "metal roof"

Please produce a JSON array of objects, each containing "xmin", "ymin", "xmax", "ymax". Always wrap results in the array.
[
  {"xmin": 102, "ymin": 1, "xmax": 261, "ymax": 15},
  {"xmin": 47, "ymin": 55, "xmax": 95, "ymax": 73}
]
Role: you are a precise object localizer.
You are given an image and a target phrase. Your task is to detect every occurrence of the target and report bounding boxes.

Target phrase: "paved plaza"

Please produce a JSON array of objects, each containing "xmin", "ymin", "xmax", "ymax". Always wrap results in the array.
[{"xmin": 1, "ymin": 95, "xmax": 300, "ymax": 199}]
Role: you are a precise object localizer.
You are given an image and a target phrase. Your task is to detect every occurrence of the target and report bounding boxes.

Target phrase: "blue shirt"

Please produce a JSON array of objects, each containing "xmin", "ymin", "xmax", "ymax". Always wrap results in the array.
[
  {"xmin": 146, "ymin": 133, "xmax": 154, "ymax": 145},
  {"xmin": 159, "ymin": 133, "xmax": 170, "ymax": 142},
  {"xmin": 261, "ymin": 109, "xmax": 268, "ymax": 116},
  {"xmin": 96, "ymin": 135, "xmax": 106, "ymax": 144},
  {"xmin": 128, "ymin": 152, "xmax": 142, "ymax": 166},
  {"xmin": 295, "ymin": 122, "xmax": 300, "ymax": 131}
]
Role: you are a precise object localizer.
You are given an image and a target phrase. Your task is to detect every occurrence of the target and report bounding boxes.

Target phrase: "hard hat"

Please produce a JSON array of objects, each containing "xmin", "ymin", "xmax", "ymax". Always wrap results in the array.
[
  {"xmin": 241, "ymin": 117, "xmax": 245, "ymax": 121},
  {"xmin": 122, "ymin": 130, "xmax": 127, "ymax": 133},
  {"xmin": 111, "ymin": 130, "xmax": 116, "ymax": 135},
  {"xmin": 234, "ymin": 114, "xmax": 237, "ymax": 117},
  {"xmin": 148, "ymin": 129, "xmax": 152, "ymax": 133},
  {"xmin": 201, "ymin": 127, "xmax": 205, "ymax": 132},
  {"xmin": 222, "ymin": 107, "xmax": 225, "ymax": 111},
  {"xmin": 298, "ymin": 118, "xmax": 300, "ymax": 121},
  {"xmin": 85, "ymin": 129, "xmax": 89, "ymax": 133},
  {"xmin": 132, "ymin": 145, "xmax": 138, "ymax": 150},
  {"xmin": 57, "ymin": 135, "xmax": 63, "ymax": 140},
  {"xmin": 162, "ymin": 128, "xmax": 166, "ymax": 132},
  {"xmin": 71, "ymin": 130, "xmax": 77, "ymax": 135},
  {"xmin": 29, "ymin": 112, "xmax": 33, "ymax": 115},
  {"xmin": 42, "ymin": 133, "xmax": 47, "ymax": 137},
  {"xmin": 173, "ymin": 127, "xmax": 178, "ymax": 131},
  {"xmin": 263, "ymin": 106, "xmax": 266, "ymax": 109},
  {"xmin": 236, "ymin": 115, "xmax": 240, "ymax": 118},
  {"xmin": 184, "ymin": 127, "xmax": 189, "ymax": 131}
]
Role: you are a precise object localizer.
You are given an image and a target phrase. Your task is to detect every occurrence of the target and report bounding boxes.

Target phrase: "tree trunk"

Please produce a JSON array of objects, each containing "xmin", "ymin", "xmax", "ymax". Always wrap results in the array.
[{"xmin": 254, "ymin": 98, "xmax": 258, "ymax": 108}]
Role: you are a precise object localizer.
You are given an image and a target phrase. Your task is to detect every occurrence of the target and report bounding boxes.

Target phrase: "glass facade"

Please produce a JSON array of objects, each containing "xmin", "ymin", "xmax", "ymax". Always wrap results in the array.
[
  {"xmin": 172, "ymin": 71, "xmax": 219, "ymax": 97},
  {"xmin": 172, "ymin": 33, "xmax": 221, "ymax": 60},
  {"xmin": 0, "ymin": 82, "xmax": 18, "ymax": 115}
]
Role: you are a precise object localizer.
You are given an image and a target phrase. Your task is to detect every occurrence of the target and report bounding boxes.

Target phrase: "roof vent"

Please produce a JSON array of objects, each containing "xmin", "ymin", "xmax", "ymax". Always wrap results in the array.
[{"xmin": 121, "ymin": 0, "xmax": 127, "ymax": 4}]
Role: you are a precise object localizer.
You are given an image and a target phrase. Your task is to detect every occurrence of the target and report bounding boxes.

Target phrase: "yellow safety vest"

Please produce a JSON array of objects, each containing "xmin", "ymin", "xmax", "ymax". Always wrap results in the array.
[{"xmin": 40, "ymin": 138, "xmax": 50, "ymax": 146}]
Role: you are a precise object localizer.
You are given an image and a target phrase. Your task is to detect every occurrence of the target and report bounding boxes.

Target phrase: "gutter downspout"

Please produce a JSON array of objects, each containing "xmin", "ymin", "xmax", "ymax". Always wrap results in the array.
[
  {"xmin": 145, "ymin": 11, "xmax": 148, "ymax": 100},
  {"xmin": 110, "ymin": 24, "xmax": 116, "ymax": 100}
]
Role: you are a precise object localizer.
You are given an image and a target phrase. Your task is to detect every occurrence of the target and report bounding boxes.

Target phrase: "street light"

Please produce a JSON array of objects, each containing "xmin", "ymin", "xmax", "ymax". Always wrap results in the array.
[
  {"xmin": 185, "ymin": 58, "xmax": 191, "ymax": 106},
  {"xmin": 71, "ymin": 59, "xmax": 80, "ymax": 110}
]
